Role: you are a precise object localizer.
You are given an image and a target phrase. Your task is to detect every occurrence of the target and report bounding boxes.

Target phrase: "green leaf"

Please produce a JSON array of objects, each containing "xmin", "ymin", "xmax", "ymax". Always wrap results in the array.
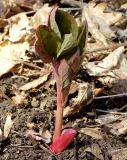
[
  {"xmin": 39, "ymin": 25, "xmax": 62, "ymax": 57},
  {"xmin": 48, "ymin": 7, "xmax": 61, "ymax": 38},
  {"xmin": 78, "ymin": 20, "xmax": 88, "ymax": 55},
  {"xmin": 55, "ymin": 9, "xmax": 78, "ymax": 40},
  {"xmin": 57, "ymin": 33, "xmax": 77, "ymax": 58},
  {"xmin": 35, "ymin": 25, "xmax": 52, "ymax": 63}
]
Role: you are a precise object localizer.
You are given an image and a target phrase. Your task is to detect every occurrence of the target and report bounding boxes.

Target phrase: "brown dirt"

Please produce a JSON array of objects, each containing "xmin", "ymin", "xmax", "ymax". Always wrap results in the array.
[{"xmin": 0, "ymin": 69, "xmax": 127, "ymax": 160}]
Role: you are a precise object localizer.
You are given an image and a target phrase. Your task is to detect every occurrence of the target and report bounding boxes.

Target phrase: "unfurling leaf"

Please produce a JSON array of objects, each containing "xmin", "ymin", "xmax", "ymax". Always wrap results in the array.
[
  {"xmin": 35, "ymin": 25, "xmax": 61, "ymax": 63},
  {"xmin": 35, "ymin": 7, "xmax": 88, "ymax": 62},
  {"xmin": 48, "ymin": 6, "xmax": 61, "ymax": 38},
  {"xmin": 57, "ymin": 33, "xmax": 77, "ymax": 58},
  {"xmin": 49, "ymin": 7, "xmax": 78, "ymax": 39},
  {"xmin": 35, "ymin": 6, "xmax": 88, "ymax": 152}
]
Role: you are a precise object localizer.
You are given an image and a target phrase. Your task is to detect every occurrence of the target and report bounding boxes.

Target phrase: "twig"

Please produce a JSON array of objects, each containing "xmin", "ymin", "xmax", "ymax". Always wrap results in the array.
[
  {"xmin": 96, "ymin": 109, "xmax": 127, "ymax": 115},
  {"xmin": 61, "ymin": 0, "xmax": 84, "ymax": 8},
  {"xmin": 87, "ymin": 42, "xmax": 127, "ymax": 53},
  {"xmin": 20, "ymin": 60, "xmax": 42, "ymax": 70},
  {"xmin": 8, "ymin": 144, "xmax": 35, "ymax": 148},
  {"xmin": 60, "ymin": 7, "xmax": 81, "ymax": 11},
  {"xmin": 94, "ymin": 93, "xmax": 127, "ymax": 100}
]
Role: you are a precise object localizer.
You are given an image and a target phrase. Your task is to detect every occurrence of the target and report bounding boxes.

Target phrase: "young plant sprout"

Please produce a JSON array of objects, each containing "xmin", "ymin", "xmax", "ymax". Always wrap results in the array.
[{"xmin": 35, "ymin": 7, "xmax": 88, "ymax": 154}]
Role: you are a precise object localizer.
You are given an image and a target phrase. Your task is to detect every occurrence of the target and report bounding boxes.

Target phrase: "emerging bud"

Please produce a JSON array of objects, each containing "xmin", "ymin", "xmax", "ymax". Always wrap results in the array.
[{"xmin": 50, "ymin": 128, "xmax": 77, "ymax": 154}]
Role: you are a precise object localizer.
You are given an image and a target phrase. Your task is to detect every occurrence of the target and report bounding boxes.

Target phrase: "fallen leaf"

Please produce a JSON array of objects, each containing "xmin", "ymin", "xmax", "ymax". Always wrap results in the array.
[
  {"xmin": 26, "ymin": 129, "xmax": 45, "ymax": 141},
  {"xmin": 88, "ymin": 2, "xmax": 123, "ymax": 26},
  {"xmin": 85, "ymin": 144, "xmax": 104, "ymax": 160},
  {"xmin": 85, "ymin": 46, "xmax": 124, "ymax": 76},
  {"xmin": 111, "ymin": 79, "xmax": 127, "ymax": 93},
  {"xmin": 40, "ymin": 129, "xmax": 52, "ymax": 144},
  {"xmin": 108, "ymin": 118, "xmax": 127, "ymax": 135},
  {"xmin": 87, "ymin": 2, "xmax": 117, "ymax": 39},
  {"xmin": 27, "ymin": 121, "xmax": 52, "ymax": 144},
  {"xmin": 19, "ymin": 73, "xmax": 50, "ymax": 90},
  {"xmin": 111, "ymin": 148, "xmax": 127, "ymax": 160},
  {"xmin": 80, "ymin": 127, "xmax": 104, "ymax": 139},
  {"xmin": 4, "ymin": 113, "xmax": 13, "ymax": 138},
  {"xmin": 63, "ymin": 82, "xmax": 93, "ymax": 117},
  {"xmin": 9, "ymin": 13, "xmax": 31, "ymax": 42},
  {"xmin": 11, "ymin": 91, "xmax": 27, "ymax": 105},
  {"xmin": 95, "ymin": 113, "xmax": 122, "ymax": 125},
  {"xmin": 86, "ymin": 46, "xmax": 127, "ymax": 93},
  {"xmin": 32, "ymin": 4, "xmax": 51, "ymax": 29},
  {"xmin": 0, "ymin": 128, "xmax": 2, "ymax": 138},
  {"xmin": 0, "ymin": 41, "xmax": 29, "ymax": 77},
  {"xmin": 82, "ymin": 5, "xmax": 108, "ymax": 46}
]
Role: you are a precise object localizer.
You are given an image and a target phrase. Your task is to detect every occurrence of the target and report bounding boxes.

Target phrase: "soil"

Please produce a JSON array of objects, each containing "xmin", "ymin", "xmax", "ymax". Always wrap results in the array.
[
  {"xmin": 0, "ymin": 0, "xmax": 127, "ymax": 159},
  {"xmin": 0, "ymin": 68, "xmax": 127, "ymax": 160}
]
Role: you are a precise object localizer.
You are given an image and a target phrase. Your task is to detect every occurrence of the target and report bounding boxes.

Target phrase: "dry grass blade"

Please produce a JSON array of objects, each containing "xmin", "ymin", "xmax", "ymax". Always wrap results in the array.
[{"xmin": 4, "ymin": 113, "xmax": 13, "ymax": 139}]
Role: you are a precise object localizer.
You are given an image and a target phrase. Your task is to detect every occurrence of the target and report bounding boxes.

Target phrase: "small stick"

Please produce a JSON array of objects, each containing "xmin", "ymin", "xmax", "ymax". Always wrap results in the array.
[
  {"xmin": 96, "ymin": 109, "xmax": 127, "ymax": 115},
  {"xmin": 60, "ymin": 7, "xmax": 81, "ymax": 11},
  {"xmin": 8, "ymin": 144, "xmax": 34, "ymax": 148},
  {"xmin": 94, "ymin": 93, "xmax": 127, "ymax": 100},
  {"xmin": 61, "ymin": 0, "xmax": 83, "ymax": 7},
  {"xmin": 87, "ymin": 42, "xmax": 127, "ymax": 53}
]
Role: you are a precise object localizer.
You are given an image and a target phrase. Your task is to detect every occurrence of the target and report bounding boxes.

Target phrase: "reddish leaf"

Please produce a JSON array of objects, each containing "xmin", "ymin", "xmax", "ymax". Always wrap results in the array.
[
  {"xmin": 52, "ymin": 59, "xmax": 73, "ymax": 107},
  {"xmin": 50, "ymin": 129, "xmax": 77, "ymax": 154},
  {"xmin": 35, "ymin": 25, "xmax": 61, "ymax": 63},
  {"xmin": 48, "ymin": 6, "xmax": 61, "ymax": 38},
  {"xmin": 35, "ymin": 25, "xmax": 52, "ymax": 63}
]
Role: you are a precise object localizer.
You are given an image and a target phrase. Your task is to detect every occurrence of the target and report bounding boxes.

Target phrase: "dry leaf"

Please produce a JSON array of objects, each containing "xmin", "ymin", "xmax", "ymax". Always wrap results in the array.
[
  {"xmin": 26, "ymin": 129, "xmax": 51, "ymax": 143},
  {"xmin": 40, "ymin": 129, "xmax": 52, "ymax": 144},
  {"xmin": 111, "ymin": 148, "xmax": 127, "ymax": 160},
  {"xmin": 96, "ymin": 114, "xmax": 127, "ymax": 136},
  {"xmin": 85, "ymin": 144, "xmax": 104, "ymax": 160},
  {"xmin": 9, "ymin": 13, "xmax": 31, "ymax": 42},
  {"xmin": 111, "ymin": 79, "xmax": 127, "ymax": 93},
  {"xmin": 4, "ymin": 113, "xmax": 13, "ymax": 138},
  {"xmin": 86, "ymin": 46, "xmax": 127, "ymax": 93},
  {"xmin": 88, "ymin": 2, "xmax": 123, "ymax": 26},
  {"xmin": 19, "ymin": 73, "xmax": 50, "ymax": 90},
  {"xmin": 108, "ymin": 118, "xmax": 127, "ymax": 135},
  {"xmin": 0, "ymin": 41, "xmax": 29, "ymax": 77},
  {"xmin": 82, "ymin": 5, "xmax": 108, "ymax": 46},
  {"xmin": 87, "ymin": 2, "xmax": 115, "ymax": 39},
  {"xmin": 85, "ymin": 46, "xmax": 124, "ymax": 76},
  {"xmin": 11, "ymin": 91, "xmax": 27, "ymax": 105},
  {"xmin": 63, "ymin": 82, "xmax": 93, "ymax": 117},
  {"xmin": 32, "ymin": 4, "xmax": 51, "ymax": 29},
  {"xmin": 95, "ymin": 113, "xmax": 122, "ymax": 125},
  {"xmin": 80, "ymin": 127, "xmax": 104, "ymax": 139},
  {"xmin": 0, "ymin": 128, "xmax": 2, "ymax": 138},
  {"xmin": 26, "ymin": 129, "xmax": 45, "ymax": 141}
]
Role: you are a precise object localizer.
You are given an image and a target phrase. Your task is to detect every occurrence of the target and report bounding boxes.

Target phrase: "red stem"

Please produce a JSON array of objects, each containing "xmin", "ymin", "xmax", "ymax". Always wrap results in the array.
[{"xmin": 53, "ymin": 82, "xmax": 64, "ymax": 141}]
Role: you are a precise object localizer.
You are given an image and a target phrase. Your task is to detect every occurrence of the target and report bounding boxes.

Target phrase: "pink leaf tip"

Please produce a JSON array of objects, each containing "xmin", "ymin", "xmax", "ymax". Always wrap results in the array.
[{"xmin": 49, "ymin": 128, "xmax": 77, "ymax": 154}]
